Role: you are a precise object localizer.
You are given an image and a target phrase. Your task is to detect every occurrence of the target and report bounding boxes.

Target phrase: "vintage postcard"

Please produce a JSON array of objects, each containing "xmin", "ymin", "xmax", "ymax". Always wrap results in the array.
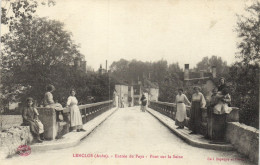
[{"xmin": 0, "ymin": 0, "xmax": 259, "ymax": 165}]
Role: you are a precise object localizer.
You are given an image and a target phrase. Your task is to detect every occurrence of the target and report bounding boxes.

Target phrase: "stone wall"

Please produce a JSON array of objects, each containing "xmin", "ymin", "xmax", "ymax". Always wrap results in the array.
[
  {"xmin": 225, "ymin": 122, "xmax": 259, "ymax": 164},
  {"xmin": 0, "ymin": 115, "xmax": 23, "ymax": 131},
  {"xmin": 0, "ymin": 126, "xmax": 33, "ymax": 159},
  {"xmin": 37, "ymin": 108, "xmax": 70, "ymax": 140}
]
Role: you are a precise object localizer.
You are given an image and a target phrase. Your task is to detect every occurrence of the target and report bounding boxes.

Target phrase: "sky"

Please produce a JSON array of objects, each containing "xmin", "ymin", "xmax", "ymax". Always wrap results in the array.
[{"xmin": 4, "ymin": 0, "xmax": 254, "ymax": 70}]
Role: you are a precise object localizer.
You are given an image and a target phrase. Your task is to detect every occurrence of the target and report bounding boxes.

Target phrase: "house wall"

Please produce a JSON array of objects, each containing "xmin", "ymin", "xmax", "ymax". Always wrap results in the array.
[
  {"xmin": 115, "ymin": 85, "xmax": 129, "ymax": 107},
  {"xmin": 128, "ymin": 86, "xmax": 134, "ymax": 107},
  {"xmin": 149, "ymin": 88, "xmax": 159, "ymax": 102},
  {"xmin": 202, "ymin": 80, "xmax": 216, "ymax": 102}
]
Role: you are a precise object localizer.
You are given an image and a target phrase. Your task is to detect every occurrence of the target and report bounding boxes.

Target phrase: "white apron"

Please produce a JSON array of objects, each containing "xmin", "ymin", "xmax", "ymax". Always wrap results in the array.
[
  {"xmin": 67, "ymin": 96, "xmax": 83, "ymax": 127},
  {"xmin": 175, "ymin": 94, "xmax": 187, "ymax": 122}
]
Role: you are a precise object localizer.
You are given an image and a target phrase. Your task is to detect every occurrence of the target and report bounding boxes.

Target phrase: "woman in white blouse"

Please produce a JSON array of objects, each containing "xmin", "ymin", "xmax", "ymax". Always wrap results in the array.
[
  {"xmin": 175, "ymin": 88, "xmax": 191, "ymax": 129},
  {"xmin": 190, "ymin": 86, "xmax": 206, "ymax": 134},
  {"xmin": 67, "ymin": 89, "xmax": 86, "ymax": 132}
]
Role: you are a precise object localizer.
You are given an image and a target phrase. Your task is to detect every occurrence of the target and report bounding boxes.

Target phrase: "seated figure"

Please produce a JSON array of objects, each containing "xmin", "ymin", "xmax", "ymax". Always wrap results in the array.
[{"xmin": 22, "ymin": 97, "xmax": 44, "ymax": 143}]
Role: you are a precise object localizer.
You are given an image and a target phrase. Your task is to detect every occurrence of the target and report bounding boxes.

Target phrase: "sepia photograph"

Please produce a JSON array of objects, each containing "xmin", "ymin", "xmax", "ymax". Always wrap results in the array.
[{"xmin": 0, "ymin": 0, "xmax": 259, "ymax": 165}]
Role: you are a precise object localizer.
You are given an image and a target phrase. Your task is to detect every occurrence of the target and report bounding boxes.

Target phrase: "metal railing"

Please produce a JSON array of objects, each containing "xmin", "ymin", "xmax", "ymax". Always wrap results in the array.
[
  {"xmin": 149, "ymin": 101, "xmax": 191, "ymax": 120},
  {"xmin": 63, "ymin": 100, "xmax": 114, "ymax": 124}
]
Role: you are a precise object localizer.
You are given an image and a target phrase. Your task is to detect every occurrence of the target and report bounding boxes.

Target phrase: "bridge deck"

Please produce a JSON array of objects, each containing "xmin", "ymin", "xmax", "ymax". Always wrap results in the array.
[
  {"xmin": 3, "ymin": 106, "xmax": 253, "ymax": 165},
  {"xmin": 146, "ymin": 107, "xmax": 234, "ymax": 151}
]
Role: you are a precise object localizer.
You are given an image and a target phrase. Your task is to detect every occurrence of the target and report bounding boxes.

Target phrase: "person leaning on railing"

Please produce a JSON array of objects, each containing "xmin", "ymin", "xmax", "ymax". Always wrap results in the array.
[{"xmin": 43, "ymin": 84, "xmax": 64, "ymax": 122}]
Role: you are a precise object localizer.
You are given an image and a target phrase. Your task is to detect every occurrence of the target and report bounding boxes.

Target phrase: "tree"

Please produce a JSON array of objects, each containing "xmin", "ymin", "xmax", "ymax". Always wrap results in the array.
[
  {"xmin": 235, "ymin": 1, "xmax": 260, "ymax": 64},
  {"xmin": 1, "ymin": 17, "xmax": 81, "ymax": 105},
  {"xmin": 228, "ymin": 1, "xmax": 260, "ymax": 128},
  {"xmin": 195, "ymin": 56, "xmax": 229, "ymax": 77},
  {"xmin": 1, "ymin": 0, "xmax": 55, "ymax": 31}
]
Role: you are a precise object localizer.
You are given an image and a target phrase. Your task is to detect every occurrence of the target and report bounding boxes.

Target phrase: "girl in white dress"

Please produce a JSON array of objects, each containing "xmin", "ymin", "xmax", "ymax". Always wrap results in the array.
[
  {"xmin": 175, "ymin": 89, "xmax": 191, "ymax": 129},
  {"xmin": 67, "ymin": 89, "xmax": 86, "ymax": 132}
]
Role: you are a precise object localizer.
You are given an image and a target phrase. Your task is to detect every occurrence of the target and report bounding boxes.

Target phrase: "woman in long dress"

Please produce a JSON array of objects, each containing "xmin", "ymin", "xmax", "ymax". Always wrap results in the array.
[
  {"xmin": 175, "ymin": 88, "xmax": 191, "ymax": 129},
  {"xmin": 190, "ymin": 86, "xmax": 206, "ymax": 134},
  {"xmin": 67, "ymin": 89, "xmax": 86, "ymax": 132}
]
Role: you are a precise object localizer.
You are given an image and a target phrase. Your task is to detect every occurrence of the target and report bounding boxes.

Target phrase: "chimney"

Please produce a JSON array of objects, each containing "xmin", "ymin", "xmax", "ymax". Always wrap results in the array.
[
  {"xmin": 99, "ymin": 64, "xmax": 102, "ymax": 74},
  {"xmin": 200, "ymin": 70, "xmax": 204, "ymax": 78},
  {"xmin": 212, "ymin": 66, "xmax": 216, "ymax": 78},
  {"xmin": 184, "ymin": 64, "xmax": 189, "ymax": 80},
  {"xmin": 81, "ymin": 60, "xmax": 87, "ymax": 72},
  {"xmin": 106, "ymin": 60, "xmax": 107, "ymax": 72},
  {"xmin": 74, "ymin": 58, "xmax": 81, "ymax": 68}
]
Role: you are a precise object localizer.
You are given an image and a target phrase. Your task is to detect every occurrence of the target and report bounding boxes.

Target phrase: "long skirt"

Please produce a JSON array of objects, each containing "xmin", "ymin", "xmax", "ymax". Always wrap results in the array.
[
  {"xmin": 70, "ymin": 105, "xmax": 83, "ymax": 129},
  {"xmin": 212, "ymin": 113, "xmax": 226, "ymax": 140},
  {"xmin": 190, "ymin": 101, "xmax": 201, "ymax": 133},
  {"xmin": 141, "ymin": 105, "xmax": 146, "ymax": 112},
  {"xmin": 23, "ymin": 120, "xmax": 40, "ymax": 135},
  {"xmin": 175, "ymin": 103, "xmax": 186, "ymax": 127}
]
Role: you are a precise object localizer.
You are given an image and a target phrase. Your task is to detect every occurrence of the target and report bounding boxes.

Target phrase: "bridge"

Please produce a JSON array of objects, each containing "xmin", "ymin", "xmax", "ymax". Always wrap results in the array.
[{"xmin": 1, "ymin": 99, "xmax": 257, "ymax": 165}]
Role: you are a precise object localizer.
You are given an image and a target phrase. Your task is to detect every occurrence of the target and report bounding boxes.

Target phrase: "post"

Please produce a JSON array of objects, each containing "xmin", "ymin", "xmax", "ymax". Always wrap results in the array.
[
  {"xmin": 212, "ymin": 66, "xmax": 217, "ymax": 78},
  {"xmin": 184, "ymin": 64, "xmax": 189, "ymax": 80}
]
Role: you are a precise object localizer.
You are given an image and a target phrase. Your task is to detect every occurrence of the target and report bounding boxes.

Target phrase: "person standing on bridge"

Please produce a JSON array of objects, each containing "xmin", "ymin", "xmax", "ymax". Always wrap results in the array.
[
  {"xmin": 175, "ymin": 88, "xmax": 191, "ymax": 129},
  {"xmin": 66, "ymin": 89, "xmax": 86, "ymax": 132},
  {"xmin": 140, "ymin": 93, "xmax": 147, "ymax": 112},
  {"xmin": 190, "ymin": 86, "xmax": 206, "ymax": 134}
]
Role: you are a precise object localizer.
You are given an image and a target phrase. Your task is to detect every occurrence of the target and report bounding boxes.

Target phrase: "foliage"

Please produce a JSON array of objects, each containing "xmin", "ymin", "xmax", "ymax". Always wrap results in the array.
[
  {"xmin": 195, "ymin": 55, "xmax": 229, "ymax": 78},
  {"xmin": 1, "ymin": 16, "xmax": 81, "ymax": 106},
  {"xmin": 229, "ymin": 1, "xmax": 260, "ymax": 128},
  {"xmin": 228, "ymin": 63, "xmax": 259, "ymax": 128},
  {"xmin": 1, "ymin": 0, "xmax": 55, "ymax": 31},
  {"xmin": 110, "ymin": 59, "xmax": 183, "ymax": 102},
  {"xmin": 235, "ymin": 1, "xmax": 260, "ymax": 64}
]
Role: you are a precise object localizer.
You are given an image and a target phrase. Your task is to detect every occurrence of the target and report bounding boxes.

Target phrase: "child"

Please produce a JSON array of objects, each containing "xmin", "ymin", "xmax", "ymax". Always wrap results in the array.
[
  {"xmin": 213, "ymin": 88, "xmax": 232, "ymax": 114},
  {"xmin": 22, "ymin": 97, "xmax": 44, "ymax": 143}
]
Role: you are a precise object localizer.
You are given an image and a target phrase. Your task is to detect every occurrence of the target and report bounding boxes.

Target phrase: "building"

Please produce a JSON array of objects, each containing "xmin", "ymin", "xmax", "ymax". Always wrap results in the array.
[
  {"xmin": 114, "ymin": 78, "xmax": 159, "ymax": 107},
  {"xmin": 74, "ymin": 57, "xmax": 87, "ymax": 73},
  {"xmin": 183, "ymin": 64, "xmax": 218, "ymax": 101}
]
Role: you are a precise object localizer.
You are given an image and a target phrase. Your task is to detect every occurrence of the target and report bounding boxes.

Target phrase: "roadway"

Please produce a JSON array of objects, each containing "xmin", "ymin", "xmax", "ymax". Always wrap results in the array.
[{"xmin": 3, "ymin": 106, "xmax": 254, "ymax": 165}]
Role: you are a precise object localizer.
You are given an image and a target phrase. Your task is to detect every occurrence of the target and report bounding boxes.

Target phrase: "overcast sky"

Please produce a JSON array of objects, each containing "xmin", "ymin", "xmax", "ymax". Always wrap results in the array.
[{"xmin": 24, "ymin": 0, "xmax": 254, "ymax": 69}]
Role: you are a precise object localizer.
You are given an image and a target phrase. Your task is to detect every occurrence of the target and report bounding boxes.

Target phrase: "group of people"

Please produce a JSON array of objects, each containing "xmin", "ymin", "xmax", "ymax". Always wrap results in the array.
[
  {"xmin": 174, "ymin": 77, "xmax": 231, "ymax": 140},
  {"xmin": 22, "ymin": 85, "xmax": 86, "ymax": 143}
]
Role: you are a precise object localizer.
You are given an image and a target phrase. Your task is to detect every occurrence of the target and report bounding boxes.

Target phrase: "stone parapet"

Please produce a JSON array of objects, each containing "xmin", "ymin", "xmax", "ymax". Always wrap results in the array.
[
  {"xmin": 225, "ymin": 122, "xmax": 259, "ymax": 164},
  {"xmin": 36, "ymin": 108, "xmax": 70, "ymax": 140},
  {"xmin": 0, "ymin": 126, "xmax": 33, "ymax": 159}
]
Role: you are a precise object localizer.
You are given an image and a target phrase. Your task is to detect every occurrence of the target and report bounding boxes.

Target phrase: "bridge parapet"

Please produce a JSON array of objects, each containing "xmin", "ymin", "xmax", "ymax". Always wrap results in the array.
[
  {"xmin": 37, "ymin": 100, "xmax": 114, "ymax": 140},
  {"xmin": 149, "ymin": 101, "xmax": 239, "ymax": 136}
]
